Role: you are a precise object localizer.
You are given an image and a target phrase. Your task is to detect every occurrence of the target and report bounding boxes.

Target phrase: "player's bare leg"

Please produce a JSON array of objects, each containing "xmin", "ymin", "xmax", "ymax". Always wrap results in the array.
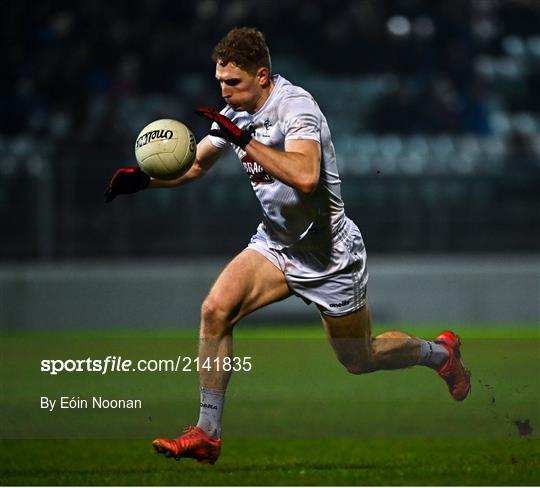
[
  {"xmin": 198, "ymin": 249, "xmax": 291, "ymax": 390},
  {"xmin": 321, "ymin": 303, "xmax": 420, "ymax": 372},
  {"xmin": 321, "ymin": 302, "xmax": 470, "ymax": 400},
  {"xmin": 153, "ymin": 249, "xmax": 291, "ymax": 463}
]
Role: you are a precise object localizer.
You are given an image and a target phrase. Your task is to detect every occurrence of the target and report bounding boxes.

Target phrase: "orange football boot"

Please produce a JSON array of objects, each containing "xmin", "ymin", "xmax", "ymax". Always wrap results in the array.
[
  {"xmin": 152, "ymin": 426, "xmax": 221, "ymax": 464},
  {"xmin": 435, "ymin": 331, "xmax": 471, "ymax": 401}
]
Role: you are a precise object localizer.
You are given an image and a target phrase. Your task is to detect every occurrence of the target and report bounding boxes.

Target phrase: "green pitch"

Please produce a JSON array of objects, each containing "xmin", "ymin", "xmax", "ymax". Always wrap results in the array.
[
  {"xmin": 1, "ymin": 438, "xmax": 538, "ymax": 485},
  {"xmin": 1, "ymin": 324, "xmax": 539, "ymax": 485}
]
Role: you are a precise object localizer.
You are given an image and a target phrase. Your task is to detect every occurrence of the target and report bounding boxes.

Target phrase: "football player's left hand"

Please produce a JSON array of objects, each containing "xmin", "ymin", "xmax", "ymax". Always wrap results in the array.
[
  {"xmin": 196, "ymin": 107, "xmax": 252, "ymax": 149},
  {"xmin": 104, "ymin": 166, "xmax": 150, "ymax": 203}
]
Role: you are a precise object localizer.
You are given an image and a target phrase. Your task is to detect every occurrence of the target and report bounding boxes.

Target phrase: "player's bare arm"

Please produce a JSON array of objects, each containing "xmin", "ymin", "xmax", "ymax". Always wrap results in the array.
[
  {"xmin": 104, "ymin": 136, "xmax": 223, "ymax": 202},
  {"xmin": 149, "ymin": 136, "xmax": 223, "ymax": 188},
  {"xmin": 196, "ymin": 107, "xmax": 322, "ymax": 193},
  {"xmin": 244, "ymin": 138, "xmax": 321, "ymax": 193}
]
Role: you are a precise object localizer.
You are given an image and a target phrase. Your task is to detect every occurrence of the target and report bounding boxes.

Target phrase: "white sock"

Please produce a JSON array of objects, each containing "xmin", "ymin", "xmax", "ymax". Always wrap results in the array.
[
  {"xmin": 418, "ymin": 340, "xmax": 449, "ymax": 369},
  {"xmin": 196, "ymin": 387, "xmax": 225, "ymax": 438}
]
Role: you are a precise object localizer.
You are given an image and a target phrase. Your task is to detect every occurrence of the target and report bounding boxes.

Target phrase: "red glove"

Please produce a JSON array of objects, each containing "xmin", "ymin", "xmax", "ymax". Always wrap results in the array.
[
  {"xmin": 104, "ymin": 166, "xmax": 150, "ymax": 203},
  {"xmin": 196, "ymin": 107, "xmax": 252, "ymax": 149}
]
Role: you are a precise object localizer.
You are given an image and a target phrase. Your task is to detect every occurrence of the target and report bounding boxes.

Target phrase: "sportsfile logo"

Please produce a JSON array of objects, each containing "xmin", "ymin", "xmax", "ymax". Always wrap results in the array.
[
  {"xmin": 135, "ymin": 129, "xmax": 173, "ymax": 149},
  {"xmin": 40, "ymin": 355, "xmax": 253, "ymax": 374}
]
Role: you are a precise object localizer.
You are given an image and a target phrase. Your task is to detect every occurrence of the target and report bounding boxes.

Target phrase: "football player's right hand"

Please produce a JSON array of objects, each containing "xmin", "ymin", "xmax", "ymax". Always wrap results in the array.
[
  {"xmin": 104, "ymin": 166, "xmax": 150, "ymax": 203},
  {"xmin": 196, "ymin": 107, "xmax": 252, "ymax": 149}
]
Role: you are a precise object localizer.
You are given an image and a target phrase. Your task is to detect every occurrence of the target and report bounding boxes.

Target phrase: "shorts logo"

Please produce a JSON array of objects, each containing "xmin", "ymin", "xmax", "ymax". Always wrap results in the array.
[{"xmin": 329, "ymin": 299, "xmax": 351, "ymax": 308}]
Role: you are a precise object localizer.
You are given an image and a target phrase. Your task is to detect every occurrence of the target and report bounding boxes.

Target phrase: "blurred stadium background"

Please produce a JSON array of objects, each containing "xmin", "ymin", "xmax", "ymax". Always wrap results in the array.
[{"xmin": 1, "ymin": 0, "xmax": 539, "ymax": 329}]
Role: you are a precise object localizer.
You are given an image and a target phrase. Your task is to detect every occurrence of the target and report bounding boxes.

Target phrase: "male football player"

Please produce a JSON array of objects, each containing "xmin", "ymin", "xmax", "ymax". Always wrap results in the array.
[{"xmin": 105, "ymin": 27, "xmax": 471, "ymax": 465}]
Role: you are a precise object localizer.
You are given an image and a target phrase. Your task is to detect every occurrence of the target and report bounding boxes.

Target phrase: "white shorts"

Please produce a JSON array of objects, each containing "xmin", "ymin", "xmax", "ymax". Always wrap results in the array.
[{"xmin": 247, "ymin": 217, "xmax": 369, "ymax": 316}]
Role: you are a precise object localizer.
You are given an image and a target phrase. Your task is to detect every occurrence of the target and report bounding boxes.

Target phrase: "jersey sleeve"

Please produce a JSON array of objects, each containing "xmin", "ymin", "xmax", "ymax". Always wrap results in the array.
[
  {"xmin": 208, "ymin": 106, "xmax": 232, "ymax": 149},
  {"xmin": 280, "ymin": 95, "xmax": 321, "ymax": 143}
]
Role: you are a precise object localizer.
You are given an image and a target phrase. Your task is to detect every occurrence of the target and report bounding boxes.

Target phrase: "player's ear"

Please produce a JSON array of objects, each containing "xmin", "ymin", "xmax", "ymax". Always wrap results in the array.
[{"xmin": 257, "ymin": 67, "xmax": 270, "ymax": 87}]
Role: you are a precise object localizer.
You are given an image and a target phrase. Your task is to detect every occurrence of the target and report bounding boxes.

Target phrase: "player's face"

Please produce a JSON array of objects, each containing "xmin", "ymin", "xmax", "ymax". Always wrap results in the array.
[{"xmin": 215, "ymin": 62, "xmax": 270, "ymax": 114}]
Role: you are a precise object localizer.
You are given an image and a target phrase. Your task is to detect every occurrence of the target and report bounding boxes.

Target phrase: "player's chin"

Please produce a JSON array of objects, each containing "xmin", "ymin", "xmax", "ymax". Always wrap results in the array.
[{"xmin": 228, "ymin": 102, "xmax": 243, "ymax": 111}]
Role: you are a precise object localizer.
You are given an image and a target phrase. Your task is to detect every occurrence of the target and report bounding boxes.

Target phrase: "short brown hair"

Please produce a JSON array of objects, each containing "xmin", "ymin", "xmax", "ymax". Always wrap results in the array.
[{"xmin": 212, "ymin": 27, "xmax": 271, "ymax": 74}]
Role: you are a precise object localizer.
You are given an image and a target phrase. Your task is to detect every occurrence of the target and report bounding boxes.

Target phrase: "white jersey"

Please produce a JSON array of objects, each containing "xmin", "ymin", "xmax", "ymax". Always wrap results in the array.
[{"xmin": 209, "ymin": 75, "xmax": 346, "ymax": 249}]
